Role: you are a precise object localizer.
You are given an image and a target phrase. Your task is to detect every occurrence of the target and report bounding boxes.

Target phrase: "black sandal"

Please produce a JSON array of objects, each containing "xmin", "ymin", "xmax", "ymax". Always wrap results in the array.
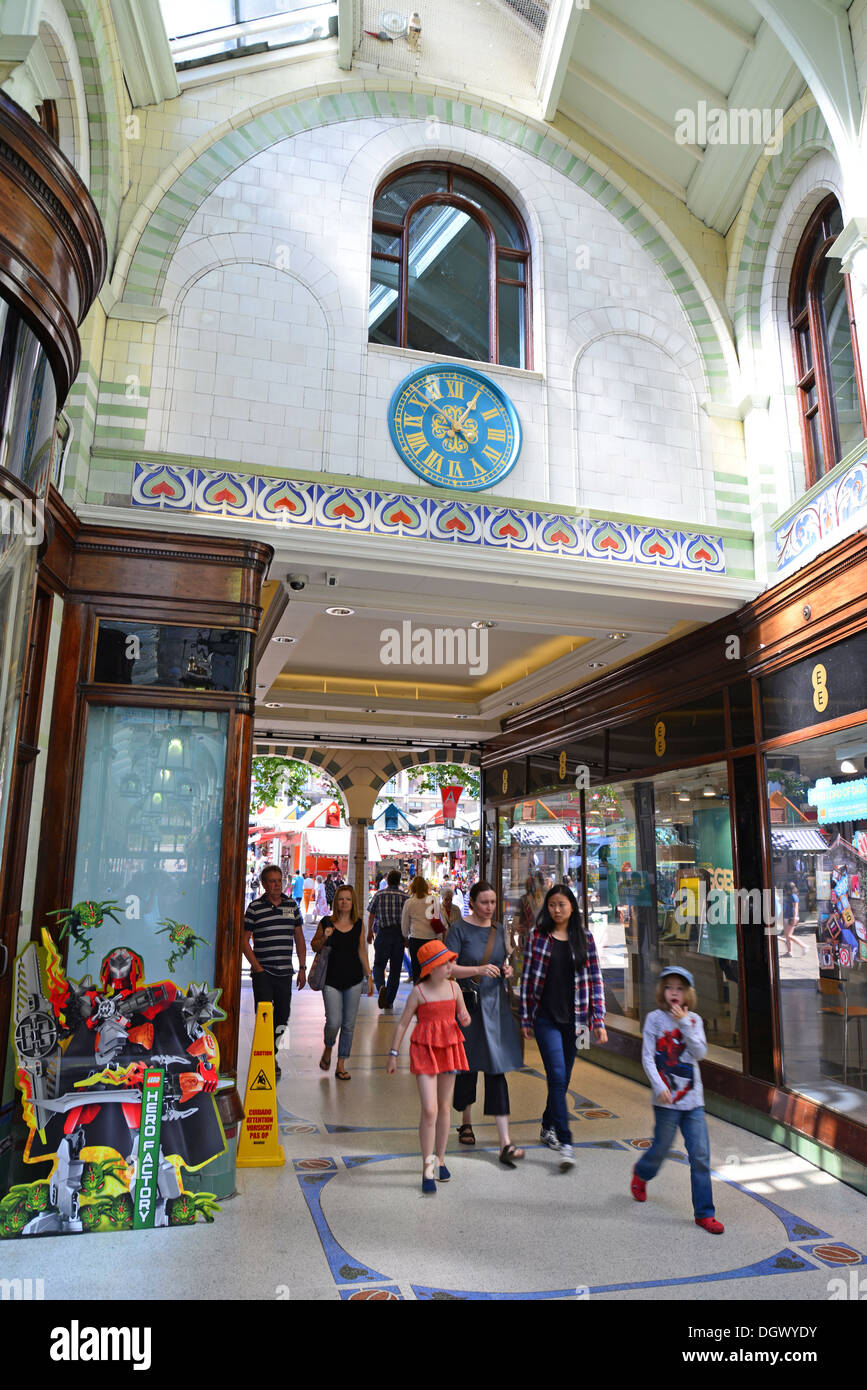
[
  {"xmin": 457, "ymin": 1124, "xmax": 475, "ymax": 1146},
  {"xmin": 499, "ymin": 1144, "xmax": 525, "ymax": 1168}
]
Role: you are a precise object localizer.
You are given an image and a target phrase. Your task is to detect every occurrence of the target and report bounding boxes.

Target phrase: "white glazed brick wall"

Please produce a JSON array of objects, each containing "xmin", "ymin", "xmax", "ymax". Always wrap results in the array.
[
  {"xmin": 576, "ymin": 335, "xmax": 704, "ymax": 519},
  {"xmin": 141, "ymin": 119, "xmax": 720, "ymax": 520}
]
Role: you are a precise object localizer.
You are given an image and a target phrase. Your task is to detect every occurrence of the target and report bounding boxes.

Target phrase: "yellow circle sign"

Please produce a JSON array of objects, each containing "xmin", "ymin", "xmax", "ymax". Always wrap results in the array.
[
  {"xmin": 501, "ymin": 767, "xmax": 509, "ymax": 795},
  {"xmin": 654, "ymin": 719, "xmax": 666, "ymax": 757},
  {"xmin": 811, "ymin": 664, "xmax": 828, "ymax": 713},
  {"xmin": 559, "ymin": 750, "xmax": 567, "ymax": 780}
]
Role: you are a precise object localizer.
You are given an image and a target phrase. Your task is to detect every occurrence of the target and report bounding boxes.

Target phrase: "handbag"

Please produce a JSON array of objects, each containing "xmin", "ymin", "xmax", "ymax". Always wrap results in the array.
[
  {"xmin": 307, "ymin": 919, "xmax": 332, "ymax": 992},
  {"xmin": 459, "ymin": 923, "xmax": 499, "ymax": 1016}
]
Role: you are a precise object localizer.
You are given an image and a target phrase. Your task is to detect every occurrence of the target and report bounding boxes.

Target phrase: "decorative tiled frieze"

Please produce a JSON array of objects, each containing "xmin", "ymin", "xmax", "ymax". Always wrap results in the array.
[
  {"xmin": 776, "ymin": 451, "xmax": 867, "ymax": 573},
  {"xmin": 131, "ymin": 463, "xmax": 726, "ymax": 573}
]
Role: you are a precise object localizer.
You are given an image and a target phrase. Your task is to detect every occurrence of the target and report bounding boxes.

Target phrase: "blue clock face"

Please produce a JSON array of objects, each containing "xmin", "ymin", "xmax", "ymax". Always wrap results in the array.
[{"xmin": 388, "ymin": 363, "xmax": 521, "ymax": 491}]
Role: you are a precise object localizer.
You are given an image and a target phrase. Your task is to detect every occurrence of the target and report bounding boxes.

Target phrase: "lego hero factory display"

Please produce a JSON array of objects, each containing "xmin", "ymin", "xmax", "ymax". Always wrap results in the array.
[{"xmin": 3, "ymin": 927, "xmax": 226, "ymax": 1239}]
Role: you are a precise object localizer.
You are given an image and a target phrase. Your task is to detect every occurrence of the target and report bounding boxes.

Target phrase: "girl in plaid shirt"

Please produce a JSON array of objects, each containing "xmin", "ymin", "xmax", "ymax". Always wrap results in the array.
[{"xmin": 520, "ymin": 884, "xmax": 607, "ymax": 1170}]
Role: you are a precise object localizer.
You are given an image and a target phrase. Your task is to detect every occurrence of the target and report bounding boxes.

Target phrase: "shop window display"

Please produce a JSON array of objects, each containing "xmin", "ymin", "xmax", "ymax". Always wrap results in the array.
[
  {"xmin": 71, "ymin": 706, "xmax": 228, "ymax": 986},
  {"xmin": 584, "ymin": 763, "xmax": 741, "ymax": 1069},
  {"xmin": 767, "ymin": 724, "xmax": 867, "ymax": 1121}
]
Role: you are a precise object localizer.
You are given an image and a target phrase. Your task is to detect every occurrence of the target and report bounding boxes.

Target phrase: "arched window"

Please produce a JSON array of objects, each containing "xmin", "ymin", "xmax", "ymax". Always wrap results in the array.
[
  {"xmin": 789, "ymin": 195, "xmax": 867, "ymax": 486},
  {"xmin": 369, "ymin": 163, "xmax": 531, "ymax": 369}
]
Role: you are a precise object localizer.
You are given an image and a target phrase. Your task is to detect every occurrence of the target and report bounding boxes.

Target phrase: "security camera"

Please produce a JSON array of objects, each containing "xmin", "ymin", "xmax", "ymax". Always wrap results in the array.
[
  {"xmin": 286, "ymin": 574, "xmax": 308, "ymax": 592},
  {"xmin": 325, "ymin": 573, "xmax": 339, "ymax": 588}
]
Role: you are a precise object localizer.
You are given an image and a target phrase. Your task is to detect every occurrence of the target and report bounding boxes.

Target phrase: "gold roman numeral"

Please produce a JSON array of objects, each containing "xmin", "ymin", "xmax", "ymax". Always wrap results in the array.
[
  {"xmin": 447, "ymin": 459, "xmax": 463, "ymax": 478},
  {"xmin": 445, "ymin": 379, "xmax": 464, "ymax": 398},
  {"xmin": 487, "ymin": 428, "xmax": 506, "ymax": 441},
  {"xmin": 404, "ymin": 414, "xmax": 424, "ymax": 428},
  {"xmin": 425, "ymin": 380, "xmax": 442, "ymax": 400},
  {"xmin": 481, "ymin": 408, "xmax": 499, "ymax": 420},
  {"xmin": 482, "ymin": 445, "xmax": 500, "ymax": 463},
  {"xmin": 420, "ymin": 449, "xmax": 444, "ymax": 470},
  {"xmin": 406, "ymin": 432, "xmax": 427, "ymax": 452}
]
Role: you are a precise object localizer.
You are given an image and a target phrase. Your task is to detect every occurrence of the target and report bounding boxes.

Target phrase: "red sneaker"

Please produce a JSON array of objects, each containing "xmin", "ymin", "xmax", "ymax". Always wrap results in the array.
[
  {"xmin": 695, "ymin": 1217, "xmax": 724, "ymax": 1234},
  {"xmin": 630, "ymin": 1169, "xmax": 646, "ymax": 1202}
]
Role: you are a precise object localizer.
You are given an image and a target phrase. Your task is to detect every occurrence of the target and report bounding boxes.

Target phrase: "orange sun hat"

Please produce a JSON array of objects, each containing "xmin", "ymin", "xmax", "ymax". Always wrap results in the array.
[{"xmin": 417, "ymin": 940, "xmax": 458, "ymax": 978}]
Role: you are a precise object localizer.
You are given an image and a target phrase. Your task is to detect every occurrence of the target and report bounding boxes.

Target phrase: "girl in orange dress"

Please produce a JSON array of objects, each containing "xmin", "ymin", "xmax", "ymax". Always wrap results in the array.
[{"xmin": 386, "ymin": 939, "xmax": 471, "ymax": 1193}]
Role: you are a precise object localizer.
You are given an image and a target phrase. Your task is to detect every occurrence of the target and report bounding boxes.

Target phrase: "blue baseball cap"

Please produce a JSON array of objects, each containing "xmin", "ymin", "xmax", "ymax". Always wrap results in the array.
[{"xmin": 660, "ymin": 966, "xmax": 694, "ymax": 988}]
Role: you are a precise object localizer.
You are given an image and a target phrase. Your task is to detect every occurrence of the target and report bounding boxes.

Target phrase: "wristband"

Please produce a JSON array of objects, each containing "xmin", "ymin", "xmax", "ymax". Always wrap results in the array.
[{"xmin": 389, "ymin": 1049, "xmax": 399, "ymax": 1057}]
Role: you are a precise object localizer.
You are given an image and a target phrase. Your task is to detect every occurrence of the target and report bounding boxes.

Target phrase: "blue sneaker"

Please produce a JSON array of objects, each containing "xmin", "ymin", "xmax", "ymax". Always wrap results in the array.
[
  {"xmin": 437, "ymin": 1162, "xmax": 451, "ymax": 1182},
  {"xmin": 422, "ymin": 1156, "xmax": 437, "ymax": 1194}
]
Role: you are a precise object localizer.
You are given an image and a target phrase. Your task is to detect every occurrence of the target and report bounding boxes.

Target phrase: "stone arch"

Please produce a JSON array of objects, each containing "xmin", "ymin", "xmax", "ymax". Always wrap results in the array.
[
  {"xmin": 111, "ymin": 81, "xmax": 738, "ymax": 401},
  {"xmin": 38, "ymin": 0, "xmax": 89, "ymax": 182},
  {"xmin": 729, "ymin": 98, "xmax": 836, "ymax": 371},
  {"xmin": 253, "ymin": 748, "xmax": 350, "ymax": 816},
  {"xmin": 340, "ymin": 123, "xmax": 553, "ymax": 369},
  {"xmin": 567, "ymin": 306, "xmax": 715, "ymax": 523},
  {"xmin": 61, "ymin": 0, "xmax": 126, "ymax": 248},
  {"xmin": 147, "ymin": 256, "xmax": 333, "ymax": 469}
]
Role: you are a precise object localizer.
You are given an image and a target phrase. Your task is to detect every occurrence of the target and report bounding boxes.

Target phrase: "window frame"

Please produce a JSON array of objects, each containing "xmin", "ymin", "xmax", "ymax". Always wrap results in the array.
[
  {"xmin": 789, "ymin": 194, "xmax": 867, "ymax": 488},
  {"xmin": 370, "ymin": 162, "xmax": 532, "ymax": 369}
]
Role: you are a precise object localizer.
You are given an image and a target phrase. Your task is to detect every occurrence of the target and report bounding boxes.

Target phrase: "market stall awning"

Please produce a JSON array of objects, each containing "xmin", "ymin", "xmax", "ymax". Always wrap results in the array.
[
  {"xmin": 368, "ymin": 832, "xmax": 427, "ymax": 858},
  {"xmin": 509, "ymin": 824, "xmax": 577, "ymax": 847},
  {"xmin": 305, "ymin": 827, "xmax": 350, "ymax": 855},
  {"xmin": 771, "ymin": 827, "xmax": 829, "ymax": 853}
]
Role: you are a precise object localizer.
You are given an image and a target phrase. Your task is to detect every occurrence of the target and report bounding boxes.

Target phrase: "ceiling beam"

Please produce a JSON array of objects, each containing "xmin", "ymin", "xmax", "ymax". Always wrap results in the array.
[
  {"xmin": 536, "ymin": 0, "xmax": 586, "ymax": 122},
  {"xmin": 590, "ymin": 3, "xmax": 729, "ymax": 110},
  {"xmin": 679, "ymin": 0, "xmax": 756, "ymax": 49},
  {"xmin": 568, "ymin": 62, "xmax": 705, "ymax": 159},
  {"xmin": 556, "ymin": 101, "xmax": 691, "ymax": 200}
]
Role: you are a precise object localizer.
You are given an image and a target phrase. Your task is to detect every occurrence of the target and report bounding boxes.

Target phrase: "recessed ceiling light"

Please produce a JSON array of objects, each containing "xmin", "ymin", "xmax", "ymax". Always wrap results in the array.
[
  {"xmin": 608, "ymin": 632, "xmax": 628, "ymax": 640},
  {"xmin": 702, "ymin": 784, "xmax": 715, "ymax": 797},
  {"xmin": 264, "ymin": 702, "xmax": 283, "ymax": 709},
  {"xmin": 471, "ymin": 620, "xmax": 496, "ymax": 630},
  {"xmin": 272, "ymin": 635, "xmax": 297, "ymax": 644},
  {"xmin": 841, "ymin": 760, "xmax": 858, "ymax": 774},
  {"xmin": 587, "ymin": 661, "xmax": 607, "ymax": 670},
  {"xmin": 506, "ymin": 701, "xmax": 521, "ymax": 707},
  {"xmin": 678, "ymin": 787, "xmax": 691, "ymax": 802},
  {"xmin": 325, "ymin": 606, "xmax": 354, "ymax": 616},
  {"xmin": 364, "ymin": 708, "xmax": 377, "ymax": 714}
]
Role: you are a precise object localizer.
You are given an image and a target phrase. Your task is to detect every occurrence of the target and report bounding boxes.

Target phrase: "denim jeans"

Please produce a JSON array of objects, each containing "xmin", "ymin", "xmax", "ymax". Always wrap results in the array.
[
  {"xmin": 322, "ymin": 981, "xmax": 364, "ymax": 1058},
  {"xmin": 634, "ymin": 1105, "xmax": 715, "ymax": 1219},
  {"xmin": 533, "ymin": 1013, "xmax": 577, "ymax": 1145},
  {"xmin": 372, "ymin": 929, "xmax": 404, "ymax": 1006}
]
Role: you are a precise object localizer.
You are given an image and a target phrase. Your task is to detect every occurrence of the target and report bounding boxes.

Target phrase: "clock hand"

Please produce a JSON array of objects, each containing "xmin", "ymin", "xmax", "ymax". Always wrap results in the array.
[
  {"xmin": 408, "ymin": 393, "xmax": 466, "ymax": 440},
  {"xmin": 454, "ymin": 388, "xmax": 482, "ymax": 430}
]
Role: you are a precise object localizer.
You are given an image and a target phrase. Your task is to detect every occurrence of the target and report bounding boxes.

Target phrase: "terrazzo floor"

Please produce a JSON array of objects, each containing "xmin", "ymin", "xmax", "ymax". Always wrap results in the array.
[{"xmin": 3, "ymin": 963, "xmax": 867, "ymax": 1303}]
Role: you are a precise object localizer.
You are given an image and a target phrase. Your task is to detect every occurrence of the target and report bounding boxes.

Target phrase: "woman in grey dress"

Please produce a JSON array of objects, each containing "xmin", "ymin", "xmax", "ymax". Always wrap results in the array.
[{"xmin": 445, "ymin": 880, "xmax": 526, "ymax": 1167}]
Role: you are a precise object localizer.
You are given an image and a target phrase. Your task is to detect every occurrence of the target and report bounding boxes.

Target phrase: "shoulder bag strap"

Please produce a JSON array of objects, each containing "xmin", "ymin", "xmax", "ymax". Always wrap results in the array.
[{"xmin": 480, "ymin": 925, "xmax": 497, "ymax": 968}]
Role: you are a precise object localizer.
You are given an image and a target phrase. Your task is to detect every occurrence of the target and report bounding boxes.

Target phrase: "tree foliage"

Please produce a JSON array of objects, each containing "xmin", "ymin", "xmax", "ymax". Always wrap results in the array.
[
  {"xmin": 408, "ymin": 764, "xmax": 480, "ymax": 799},
  {"xmin": 250, "ymin": 757, "xmax": 322, "ymax": 813}
]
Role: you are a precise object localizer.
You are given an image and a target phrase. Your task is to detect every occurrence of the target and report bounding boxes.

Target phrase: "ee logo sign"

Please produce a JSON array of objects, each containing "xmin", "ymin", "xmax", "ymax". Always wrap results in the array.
[
  {"xmin": 654, "ymin": 720, "xmax": 666, "ymax": 758},
  {"xmin": 502, "ymin": 768, "xmax": 509, "ymax": 795},
  {"xmin": 811, "ymin": 664, "xmax": 828, "ymax": 713},
  {"xmin": 559, "ymin": 751, "xmax": 567, "ymax": 780}
]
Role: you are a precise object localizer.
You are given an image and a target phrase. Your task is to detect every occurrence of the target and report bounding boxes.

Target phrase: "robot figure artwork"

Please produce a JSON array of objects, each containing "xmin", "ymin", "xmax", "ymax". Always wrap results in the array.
[{"xmin": 3, "ymin": 930, "xmax": 226, "ymax": 1238}]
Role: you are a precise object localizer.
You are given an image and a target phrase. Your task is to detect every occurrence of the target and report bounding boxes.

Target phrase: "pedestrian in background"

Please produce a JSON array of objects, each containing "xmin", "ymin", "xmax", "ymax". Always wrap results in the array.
[
  {"xmin": 242, "ymin": 864, "xmax": 306, "ymax": 1080},
  {"xmin": 402, "ymin": 874, "xmax": 441, "ymax": 984},
  {"xmin": 368, "ymin": 869, "xmax": 409, "ymax": 1009}
]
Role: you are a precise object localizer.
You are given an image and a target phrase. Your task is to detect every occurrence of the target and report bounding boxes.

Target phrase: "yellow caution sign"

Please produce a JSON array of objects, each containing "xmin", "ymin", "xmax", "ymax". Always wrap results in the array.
[{"xmin": 237, "ymin": 1002, "xmax": 285, "ymax": 1168}]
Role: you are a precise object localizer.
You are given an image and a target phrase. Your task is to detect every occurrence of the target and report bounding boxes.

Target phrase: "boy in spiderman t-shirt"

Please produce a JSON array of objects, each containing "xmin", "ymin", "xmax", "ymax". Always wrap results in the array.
[{"xmin": 629, "ymin": 968, "xmax": 724, "ymax": 1234}]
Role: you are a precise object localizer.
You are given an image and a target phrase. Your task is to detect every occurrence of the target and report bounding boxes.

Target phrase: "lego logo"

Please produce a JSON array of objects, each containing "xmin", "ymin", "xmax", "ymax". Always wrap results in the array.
[{"xmin": 145, "ymin": 1075, "xmax": 160, "ymax": 1086}]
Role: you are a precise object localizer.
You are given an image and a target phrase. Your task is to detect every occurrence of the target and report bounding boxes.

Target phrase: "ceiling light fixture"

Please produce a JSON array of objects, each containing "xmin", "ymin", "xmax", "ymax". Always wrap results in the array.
[
  {"xmin": 325, "ymin": 606, "xmax": 354, "ymax": 616},
  {"xmin": 271, "ymin": 635, "xmax": 297, "ymax": 644},
  {"xmin": 587, "ymin": 661, "xmax": 607, "ymax": 670},
  {"xmin": 840, "ymin": 759, "xmax": 858, "ymax": 774},
  {"xmin": 608, "ymin": 632, "xmax": 628, "ymax": 640},
  {"xmin": 471, "ymin": 620, "xmax": 496, "ymax": 630},
  {"xmin": 678, "ymin": 787, "xmax": 691, "ymax": 802},
  {"xmin": 702, "ymin": 784, "xmax": 715, "ymax": 797},
  {"xmin": 264, "ymin": 702, "xmax": 283, "ymax": 709}
]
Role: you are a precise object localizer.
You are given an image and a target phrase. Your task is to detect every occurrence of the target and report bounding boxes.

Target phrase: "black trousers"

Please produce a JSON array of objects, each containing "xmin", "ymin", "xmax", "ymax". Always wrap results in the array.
[
  {"xmin": 453, "ymin": 1070, "xmax": 510, "ymax": 1116},
  {"xmin": 252, "ymin": 969, "xmax": 293, "ymax": 1049},
  {"xmin": 408, "ymin": 937, "xmax": 425, "ymax": 984}
]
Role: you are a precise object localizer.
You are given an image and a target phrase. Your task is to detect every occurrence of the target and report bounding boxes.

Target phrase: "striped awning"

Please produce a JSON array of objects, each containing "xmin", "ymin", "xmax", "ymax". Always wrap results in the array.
[
  {"xmin": 368, "ymin": 832, "xmax": 427, "ymax": 858},
  {"xmin": 510, "ymin": 823, "xmax": 577, "ymax": 847},
  {"xmin": 305, "ymin": 827, "xmax": 350, "ymax": 854},
  {"xmin": 771, "ymin": 827, "xmax": 829, "ymax": 853}
]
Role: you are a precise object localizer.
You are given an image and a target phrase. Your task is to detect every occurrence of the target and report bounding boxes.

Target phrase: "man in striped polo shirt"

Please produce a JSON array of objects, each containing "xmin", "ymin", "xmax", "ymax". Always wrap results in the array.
[{"xmin": 242, "ymin": 864, "xmax": 306, "ymax": 1078}]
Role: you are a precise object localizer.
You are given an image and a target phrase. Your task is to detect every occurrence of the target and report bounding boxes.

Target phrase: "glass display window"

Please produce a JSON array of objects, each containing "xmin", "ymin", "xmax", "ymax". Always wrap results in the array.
[
  {"xmin": 71, "ymin": 706, "xmax": 229, "ymax": 986},
  {"xmin": 767, "ymin": 723, "xmax": 867, "ymax": 1122},
  {"xmin": 584, "ymin": 763, "xmax": 740, "ymax": 1069},
  {"xmin": 500, "ymin": 792, "xmax": 583, "ymax": 956}
]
